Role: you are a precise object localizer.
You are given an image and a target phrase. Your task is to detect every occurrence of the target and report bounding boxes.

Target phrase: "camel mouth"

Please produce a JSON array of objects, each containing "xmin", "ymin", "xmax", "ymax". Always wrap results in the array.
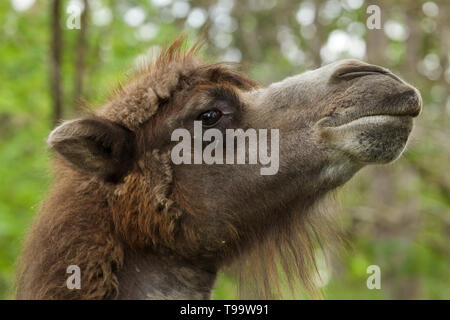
[
  {"xmin": 318, "ymin": 86, "xmax": 421, "ymax": 163},
  {"xmin": 319, "ymin": 114, "xmax": 414, "ymax": 164},
  {"xmin": 319, "ymin": 89, "xmax": 422, "ymax": 128},
  {"xmin": 324, "ymin": 114, "xmax": 413, "ymax": 129}
]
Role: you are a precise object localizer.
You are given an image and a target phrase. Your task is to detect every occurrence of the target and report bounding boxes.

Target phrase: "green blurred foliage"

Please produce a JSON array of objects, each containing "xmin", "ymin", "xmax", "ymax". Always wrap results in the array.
[{"xmin": 0, "ymin": 0, "xmax": 448, "ymax": 299}]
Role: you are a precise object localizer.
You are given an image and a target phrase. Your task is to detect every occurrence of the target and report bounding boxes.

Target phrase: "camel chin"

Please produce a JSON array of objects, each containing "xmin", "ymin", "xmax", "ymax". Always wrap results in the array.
[{"xmin": 319, "ymin": 115, "xmax": 414, "ymax": 164}]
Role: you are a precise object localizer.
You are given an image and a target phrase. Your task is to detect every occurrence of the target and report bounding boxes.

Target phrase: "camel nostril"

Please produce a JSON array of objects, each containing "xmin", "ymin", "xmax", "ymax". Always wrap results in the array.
[{"xmin": 333, "ymin": 65, "xmax": 403, "ymax": 83}]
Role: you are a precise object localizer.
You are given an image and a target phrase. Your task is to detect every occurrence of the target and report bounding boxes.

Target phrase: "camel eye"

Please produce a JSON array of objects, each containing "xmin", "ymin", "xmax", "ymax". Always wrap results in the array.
[{"xmin": 198, "ymin": 110, "xmax": 223, "ymax": 127}]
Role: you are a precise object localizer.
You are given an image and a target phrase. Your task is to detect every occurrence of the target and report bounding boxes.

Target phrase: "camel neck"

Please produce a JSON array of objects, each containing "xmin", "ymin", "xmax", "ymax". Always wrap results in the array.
[{"xmin": 117, "ymin": 248, "xmax": 218, "ymax": 299}]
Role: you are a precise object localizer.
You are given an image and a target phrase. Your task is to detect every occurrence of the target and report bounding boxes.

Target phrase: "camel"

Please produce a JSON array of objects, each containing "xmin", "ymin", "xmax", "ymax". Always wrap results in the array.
[{"xmin": 16, "ymin": 37, "xmax": 422, "ymax": 299}]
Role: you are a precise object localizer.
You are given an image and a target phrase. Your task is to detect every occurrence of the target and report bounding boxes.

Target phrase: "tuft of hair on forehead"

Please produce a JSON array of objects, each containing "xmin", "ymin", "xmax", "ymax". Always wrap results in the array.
[
  {"xmin": 98, "ymin": 35, "xmax": 259, "ymax": 131},
  {"xmin": 143, "ymin": 35, "xmax": 204, "ymax": 73}
]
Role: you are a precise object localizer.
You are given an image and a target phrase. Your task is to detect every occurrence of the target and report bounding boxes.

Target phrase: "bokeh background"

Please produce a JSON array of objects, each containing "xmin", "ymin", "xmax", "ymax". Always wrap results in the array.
[{"xmin": 0, "ymin": 0, "xmax": 449, "ymax": 299}]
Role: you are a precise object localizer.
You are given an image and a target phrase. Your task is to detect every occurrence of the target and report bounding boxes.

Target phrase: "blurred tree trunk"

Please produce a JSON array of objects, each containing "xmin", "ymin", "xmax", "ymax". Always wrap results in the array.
[
  {"xmin": 405, "ymin": 5, "xmax": 420, "ymax": 82},
  {"xmin": 74, "ymin": 0, "xmax": 89, "ymax": 113},
  {"xmin": 366, "ymin": 0, "xmax": 386, "ymax": 66},
  {"xmin": 311, "ymin": 0, "xmax": 323, "ymax": 67},
  {"xmin": 365, "ymin": 0, "xmax": 417, "ymax": 299},
  {"xmin": 232, "ymin": 1, "xmax": 263, "ymax": 63},
  {"xmin": 366, "ymin": 0, "xmax": 392, "ymax": 222},
  {"xmin": 49, "ymin": 0, "xmax": 63, "ymax": 126},
  {"xmin": 438, "ymin": 2, "xmax": 449, "ymax": 116}
]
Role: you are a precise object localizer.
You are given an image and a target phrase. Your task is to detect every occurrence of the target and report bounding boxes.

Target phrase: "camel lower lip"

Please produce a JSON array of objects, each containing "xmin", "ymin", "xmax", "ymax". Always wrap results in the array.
[{"xmin": 324, "ymin": 114, "xmax": 413, "ymax": 128}]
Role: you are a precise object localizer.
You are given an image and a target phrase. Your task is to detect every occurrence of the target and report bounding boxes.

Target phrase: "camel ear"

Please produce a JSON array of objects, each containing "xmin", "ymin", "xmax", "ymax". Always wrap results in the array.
[{"xmin": 47, "ymin": 117, "xmax": 136, "ymax": 182}]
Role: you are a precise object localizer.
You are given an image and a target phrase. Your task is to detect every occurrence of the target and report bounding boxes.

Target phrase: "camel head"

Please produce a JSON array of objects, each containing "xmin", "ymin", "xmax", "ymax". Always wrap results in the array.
[{"xmin": 46, "ymin": 39, "xmax": 422, "ymax": 298}]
